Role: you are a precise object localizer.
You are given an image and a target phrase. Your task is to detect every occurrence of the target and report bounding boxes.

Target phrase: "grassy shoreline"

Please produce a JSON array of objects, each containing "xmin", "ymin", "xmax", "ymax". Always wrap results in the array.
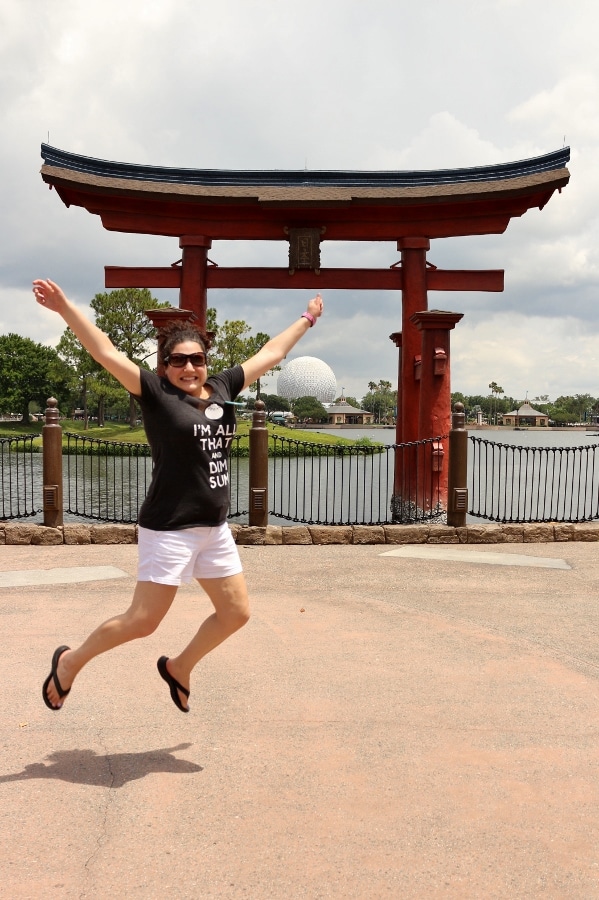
[{"xmin": 0, "ymin": 419, "xmax": 382, "ymax": 454}]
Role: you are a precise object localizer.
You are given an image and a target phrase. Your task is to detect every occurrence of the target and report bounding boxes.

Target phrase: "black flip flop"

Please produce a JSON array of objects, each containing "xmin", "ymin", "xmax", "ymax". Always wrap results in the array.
[
  {"xmin": 157, "ymin": 656, "xmax": 190, "ymax": 713},
  {"xmin": 42, "ymin": 645, "xmax": 71, "ymax": 710}
]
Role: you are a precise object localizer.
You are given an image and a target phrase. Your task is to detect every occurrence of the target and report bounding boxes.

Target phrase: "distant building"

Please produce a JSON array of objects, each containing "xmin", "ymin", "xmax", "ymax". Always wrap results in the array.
[
  {"xmin": 501, "ymin": 402, "xmax": 549, "ymax": 427},
  {"xmin": 326, "ymin": 400, "xmax": 374, "ymax": 425}
]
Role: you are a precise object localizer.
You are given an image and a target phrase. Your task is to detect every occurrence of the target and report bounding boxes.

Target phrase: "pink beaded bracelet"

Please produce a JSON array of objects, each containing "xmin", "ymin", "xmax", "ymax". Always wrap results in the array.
[{"xmin": 301, "ymin": 312, "xmax": 316, "ymax": 327}]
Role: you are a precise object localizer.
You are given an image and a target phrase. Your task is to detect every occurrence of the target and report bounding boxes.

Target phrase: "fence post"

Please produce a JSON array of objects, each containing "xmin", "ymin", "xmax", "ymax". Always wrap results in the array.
[
  {"xmin": 447, "ymin": 401, "xmax": 468, "ymax": 527},
  {"xmin": 42, "ymin": 397, "xmax": 63, "ymax": 527},
  {"xmin": 249, "ymin": 400, "xmax": 268, "ymax": 527}
]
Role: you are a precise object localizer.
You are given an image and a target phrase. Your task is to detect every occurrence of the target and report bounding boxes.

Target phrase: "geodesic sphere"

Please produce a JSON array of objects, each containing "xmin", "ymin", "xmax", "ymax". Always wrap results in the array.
[{"xmin": 277, "ymin": 356, "xmax": 337, "ymax": 402}]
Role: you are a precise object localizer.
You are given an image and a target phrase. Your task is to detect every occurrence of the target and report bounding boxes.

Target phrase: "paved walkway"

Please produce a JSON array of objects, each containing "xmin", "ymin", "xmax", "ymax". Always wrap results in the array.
[{"xmin": 2, "ymin": 540, "xmax": 599, "ymax": 898}]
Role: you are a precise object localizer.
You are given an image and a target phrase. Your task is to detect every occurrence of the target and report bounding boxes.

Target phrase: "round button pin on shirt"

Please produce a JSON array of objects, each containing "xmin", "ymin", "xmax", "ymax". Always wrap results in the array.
[{"xmin": 205, "ymin": 403, "xmax": 224, "ymax": 420}]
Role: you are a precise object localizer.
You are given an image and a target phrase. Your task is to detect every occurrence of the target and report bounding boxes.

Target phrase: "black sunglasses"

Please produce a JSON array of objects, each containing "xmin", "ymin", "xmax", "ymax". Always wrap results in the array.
[{"xmin": 165, "ymin": 352, "xmax": 207, "ymax": 368}]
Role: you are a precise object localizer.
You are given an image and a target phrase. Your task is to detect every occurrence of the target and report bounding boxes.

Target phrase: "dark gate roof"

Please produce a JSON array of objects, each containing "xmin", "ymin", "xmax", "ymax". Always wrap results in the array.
[
  {"xmin": 39, "ymin": 144, "xmax": 570, "ymax": 241},
  {"xmin": 41, "ymin": 144, "xmax": 569, "ymax": 189}
]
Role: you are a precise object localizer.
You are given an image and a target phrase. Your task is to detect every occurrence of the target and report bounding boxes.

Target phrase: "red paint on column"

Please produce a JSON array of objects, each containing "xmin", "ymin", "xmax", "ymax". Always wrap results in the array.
[
  {"xmin": 179, "ymin": 235, "xmax": 212, "ymax": 330},
  {"xmin": 389, "ymin": 332, "xmax": 402, "ymax": 444},
  {"xmin": 410, "ymin": 310, "xmax": 463, "ymax": 507},
  {"xmin": 398, "ymin": 238, "xmax": 429, "ymax": 445}
]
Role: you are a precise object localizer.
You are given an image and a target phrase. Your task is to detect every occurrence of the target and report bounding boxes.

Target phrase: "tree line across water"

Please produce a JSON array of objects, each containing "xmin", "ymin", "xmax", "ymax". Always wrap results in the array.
[{"xmin": 452, "ymin": 389, "xmax": 599, "ymax": 426}]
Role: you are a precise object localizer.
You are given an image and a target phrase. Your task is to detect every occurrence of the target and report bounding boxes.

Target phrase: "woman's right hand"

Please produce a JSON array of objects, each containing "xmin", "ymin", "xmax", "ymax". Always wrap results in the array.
[{"xmin": 32, "ymin": 278, "xmax": 68, "ymax": 313}]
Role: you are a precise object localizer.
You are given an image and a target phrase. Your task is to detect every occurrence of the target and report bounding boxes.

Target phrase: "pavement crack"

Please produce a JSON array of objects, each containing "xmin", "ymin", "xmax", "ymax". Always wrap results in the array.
[{"xmin": 79, "ymin": 731, "xmax": 116, "ymax": 900}]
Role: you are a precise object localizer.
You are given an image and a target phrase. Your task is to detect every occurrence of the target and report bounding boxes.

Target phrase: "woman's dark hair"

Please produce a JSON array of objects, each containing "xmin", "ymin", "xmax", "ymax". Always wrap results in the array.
[{"xmin": 159, "ymin": 321, "xmax": 210, "ymax": 365}]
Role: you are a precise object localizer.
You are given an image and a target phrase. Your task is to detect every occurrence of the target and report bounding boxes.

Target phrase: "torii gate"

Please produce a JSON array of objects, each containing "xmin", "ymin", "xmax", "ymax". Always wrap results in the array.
[{"xmin": 40, "ymin": 144, "xmax": 570, "ymax": 513}]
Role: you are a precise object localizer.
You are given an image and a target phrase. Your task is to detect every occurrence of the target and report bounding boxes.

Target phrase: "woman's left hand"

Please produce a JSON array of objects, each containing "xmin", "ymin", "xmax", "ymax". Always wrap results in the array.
[{"xmin": 306, "ymin": 293, "xmax": 324, "ymax": 320}]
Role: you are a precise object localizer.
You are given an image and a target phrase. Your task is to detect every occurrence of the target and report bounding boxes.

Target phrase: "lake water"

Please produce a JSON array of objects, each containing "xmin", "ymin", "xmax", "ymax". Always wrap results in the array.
[
  {"xmin": 5, "ymin": 428, "xmax": 599, "ymax": 525},
  {"xmin": 309, "ymin": 427, "xmax": 599, "ymax": 524},
  {"xmin": 311, "ymin": 426, "xmax": 599, "ymax": 448}
]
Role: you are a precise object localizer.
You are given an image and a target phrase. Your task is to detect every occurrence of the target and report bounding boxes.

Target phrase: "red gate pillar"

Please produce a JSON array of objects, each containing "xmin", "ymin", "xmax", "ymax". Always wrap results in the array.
[
  {"xmin": 390, "ymin": 238, "xmax": 429, "ymax": 521},
  {"xmin": 410, "ymin": 309, "xmax": 463, "ymax": 509},
  {"xmin": 179, "ymin": 235, "xmax": 212, "ymax": 330},
  {"xmin": 398, "ymin": 237, "xmax": 429, "ymax": 444},
  {"xmin": 389, "ymin": 332, "xmax": 402, "ymax": 443}
]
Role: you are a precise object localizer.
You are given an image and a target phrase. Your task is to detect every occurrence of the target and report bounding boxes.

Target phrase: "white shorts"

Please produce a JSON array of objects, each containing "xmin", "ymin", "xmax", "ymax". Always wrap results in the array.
[{"xmin": 137, "ymin": 523, "xmax": 243, "ymax": 585}]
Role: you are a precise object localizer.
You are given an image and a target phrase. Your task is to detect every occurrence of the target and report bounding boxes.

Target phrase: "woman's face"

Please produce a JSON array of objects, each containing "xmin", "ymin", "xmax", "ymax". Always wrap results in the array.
[{"xmin": 164, "ymin": 340, "xmax": 208, "ymax": 396}]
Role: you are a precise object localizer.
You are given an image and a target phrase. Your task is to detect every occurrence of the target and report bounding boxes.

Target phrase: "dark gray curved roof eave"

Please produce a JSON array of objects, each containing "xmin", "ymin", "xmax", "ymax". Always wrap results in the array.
[{"xmin": 40, "ymin": 144, "xmax": 571, "ymax": 189}]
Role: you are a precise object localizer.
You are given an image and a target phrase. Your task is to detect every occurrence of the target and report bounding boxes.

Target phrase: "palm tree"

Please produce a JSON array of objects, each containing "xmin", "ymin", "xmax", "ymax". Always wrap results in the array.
[{"xmin": 488, "ymin": 382, "xmax": 504, "ymax": 425}]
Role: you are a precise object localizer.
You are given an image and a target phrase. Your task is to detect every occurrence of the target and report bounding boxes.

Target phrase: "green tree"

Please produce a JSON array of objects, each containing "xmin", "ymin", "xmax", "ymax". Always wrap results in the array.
[
  {"xmin": 90, "ymin": 289, "xmax": 170, "ymax": 426},
  {"xmin": 573, "ymin": 393, "xmax": 595, "ymax": 422},
  {"xmin": 56, "ymin": 327, "xmax": 125, "ymax": 427},
  {"xmin": 293, "ymin": 396, "xmax": 327, "ymax": 421},
  {"xmin": 206, "ymin": 307, "xmax": 218, "ymax": 343},
  {"xmin": 209, "ymin": 319, "xmax": 252, "ymax": 372},
  {"xmin": 57, "ymin": 327, "xmax": 96, "ymax": 425},
  {"xmin": 451, "ymin": 391, "xmax": 467, "ymax": 413},
  {"xmin": 0, "ymin": 333, "xmax": 73, "ymax": 421},
  {"xmin": 208, "ymin": 318, "xmax": 279, "ymax": 397},
  {"xmin": 548, "ymin": 393, "xmax": 596, "ymax": 424},
  {"xmin": 89, "ymin": 368, "xmax": 129, "ymax": 427},
  {"xmin": 488, "ymin": 382, "xmax": 504, "ymax": 425},
  {"xmin": 362, "ymin": 380, "xmax": 396, "ymax": 423},
  {"xmin": 245, "ymin": 331, "xmax": 279, "ymax": 399},
  {"xmin": 261, "ymin": 394, "xmax": 291, "ymax": 413}
]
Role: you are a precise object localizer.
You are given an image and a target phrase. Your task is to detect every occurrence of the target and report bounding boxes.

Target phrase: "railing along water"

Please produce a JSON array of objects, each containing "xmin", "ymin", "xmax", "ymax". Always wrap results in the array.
[
  {"xmin": 469, "ymin": 436, "xmax": 599, "ymax": 523},
  {"xmin": 64, "ymin": 432, "xmax": 152, "ymax": 522},
  {"xmin": 0, "ymin": 434, "xmax": 40, "ymax": 520},
  {"xmin": 228, "ymin": 436, "xmax": 248, "ymax": 519},
  {"xmin": 269, "ymin": 434, "xmax": 443, "ymax": 525},
  {"xmin": 63, "ymin": 431, "xmax": 246, "ymax": 522}
]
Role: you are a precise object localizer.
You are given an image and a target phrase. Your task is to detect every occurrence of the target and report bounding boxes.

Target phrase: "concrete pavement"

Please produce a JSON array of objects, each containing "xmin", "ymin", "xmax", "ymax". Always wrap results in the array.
[{"xmin": 2, "ymin": 539, "xmax": 599, "ymax": 898}]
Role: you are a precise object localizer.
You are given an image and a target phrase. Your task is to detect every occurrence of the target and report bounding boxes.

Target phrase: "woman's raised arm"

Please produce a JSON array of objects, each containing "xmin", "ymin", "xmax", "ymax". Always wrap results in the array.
[
  {"xmin": 240, "ymin": 294, "xmax": 324, "ymax": 391},
  {"xmin": 33, "ymin": 279, "xmax": 141, "ymax": 396}
]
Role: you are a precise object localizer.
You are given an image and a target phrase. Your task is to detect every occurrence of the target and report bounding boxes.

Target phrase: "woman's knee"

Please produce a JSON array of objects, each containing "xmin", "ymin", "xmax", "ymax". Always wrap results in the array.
[
  {"xmin": 125, "ymin": 581, "xmax": 176, "ymax": 639},
  {"xmin": 221, "ymin": 602, "xmax": 250, "ymax": 633},
  {"xmin": 123, "ymin": 610, "xmax": 162, "ymax": 639},
  {"xmin": 200, "ymin": 574, "xmax": 250, "ymax": 633},
  {"xmin": 236, "ymin": 604, "xmax": 251, "ymax": 629}
]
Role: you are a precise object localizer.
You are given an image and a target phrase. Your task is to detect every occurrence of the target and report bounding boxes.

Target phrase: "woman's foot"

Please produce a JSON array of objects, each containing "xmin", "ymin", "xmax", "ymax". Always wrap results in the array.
[
  {"xmin": 42, "ymin": 646, "xmax": 75, "ymax": 710},
  {"xmin": 157, "ymin": 656, "xmax": 190, "ymax": 712}
]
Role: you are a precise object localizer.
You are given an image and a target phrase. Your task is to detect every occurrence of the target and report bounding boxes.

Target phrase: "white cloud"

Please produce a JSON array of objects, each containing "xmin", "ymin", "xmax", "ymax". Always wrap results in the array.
[
  {"xmin": 509, "ymin": 73, "xmax": 599, "ymax": 145},
  {"xmin": 2, "ymin": 0, "xmax": 599, "ymax": 404},
  {"xmin": 452, "ymin": 313, "xmax": 599, "ymax": 400}
]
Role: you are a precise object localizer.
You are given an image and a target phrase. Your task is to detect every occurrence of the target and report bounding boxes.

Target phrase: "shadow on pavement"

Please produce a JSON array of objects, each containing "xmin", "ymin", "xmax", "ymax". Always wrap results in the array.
[{"xmin": 0, "ymin": 742, "xmax": 203, "ymax": 788}]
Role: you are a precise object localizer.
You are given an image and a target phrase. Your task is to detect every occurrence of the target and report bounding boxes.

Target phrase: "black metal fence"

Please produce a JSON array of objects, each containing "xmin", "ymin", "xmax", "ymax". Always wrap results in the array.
[
  {"xmin": 63, "ymin": 433, "xmax": 152, "ymax": 523},
  {"xmin": 469, "ymin": 436, "xmax": 599, "ymax": 523},
  {"xmin": 0, "ymin": 435, "xmax": 40, "ymax": 520},
  {"xmin": 60, "ymin": 433, "xmax": 444, "ymax": 526},
  {"xmin": 228, "ymin": 439, "xmax": 249, "ymax": 520},
  {"xmin": 269, "ymin": 434, "xmax": 443, "ymax": 525},
  {"xmin": 9, "ymin": 426, "xmax": 599, "ymax": 527}
]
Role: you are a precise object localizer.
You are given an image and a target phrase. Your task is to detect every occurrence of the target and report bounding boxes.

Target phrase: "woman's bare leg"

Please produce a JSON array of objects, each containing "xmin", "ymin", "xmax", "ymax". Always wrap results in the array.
[
  {"xmin": 44, "ymin": 581, "xmax": 178, "ymax": 708},
  {"xmin": 164, "ymin": 573, "xmax": 250, "ymax": 706}
]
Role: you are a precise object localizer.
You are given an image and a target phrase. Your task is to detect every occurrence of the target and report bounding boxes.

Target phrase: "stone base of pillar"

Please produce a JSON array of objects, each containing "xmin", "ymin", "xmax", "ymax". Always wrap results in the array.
[{"xmin": 390, "ymin": 493, "xmax": 446, "ymax": 525}]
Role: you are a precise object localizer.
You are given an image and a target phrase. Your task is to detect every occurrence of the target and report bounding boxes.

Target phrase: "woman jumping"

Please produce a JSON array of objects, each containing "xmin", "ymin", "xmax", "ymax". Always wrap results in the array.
[{"xmin": 33, "ymin": 278, "xmax": 323, "ymax": 713}]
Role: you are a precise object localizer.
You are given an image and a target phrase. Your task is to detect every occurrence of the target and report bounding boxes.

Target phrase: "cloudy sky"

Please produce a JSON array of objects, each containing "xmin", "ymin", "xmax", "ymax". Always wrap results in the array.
[{"xmin": 2, "ymin": 0, "xmax": 598, "ymax": 403}]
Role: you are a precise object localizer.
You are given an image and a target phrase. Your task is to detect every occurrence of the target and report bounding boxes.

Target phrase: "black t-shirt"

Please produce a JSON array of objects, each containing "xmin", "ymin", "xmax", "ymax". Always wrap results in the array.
[{"xmin": 137, "ymin": 365, "xmax": 245, "ymax": 530}]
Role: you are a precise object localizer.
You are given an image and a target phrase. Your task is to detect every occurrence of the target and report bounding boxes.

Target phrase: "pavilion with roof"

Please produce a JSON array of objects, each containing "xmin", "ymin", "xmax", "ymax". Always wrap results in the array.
[
  {"xmin": 502, "ymin": 402, "xmax": 549, "ymax": 427},
  {"xmin": 325, "ymin": 400, "xmax": 375, "ymax": 426},
  {"xmin": 39, "ymin": 144, "xmax": 570, "ymax": 515}
]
